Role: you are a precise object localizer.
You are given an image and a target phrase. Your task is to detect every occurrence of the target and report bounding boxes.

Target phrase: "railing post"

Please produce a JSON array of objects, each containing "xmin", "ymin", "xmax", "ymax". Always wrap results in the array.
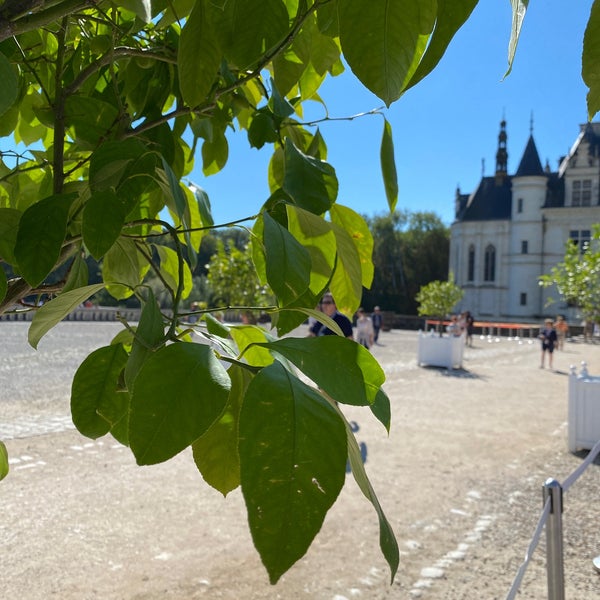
[{"xmin": 543, "ymin": 478, "xmax": 565, "ymax": 600}]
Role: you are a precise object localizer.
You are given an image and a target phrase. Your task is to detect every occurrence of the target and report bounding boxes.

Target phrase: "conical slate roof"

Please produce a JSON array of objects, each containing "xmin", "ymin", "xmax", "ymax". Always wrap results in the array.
[{"xmin": 515, "ymin": 135, "xmax": 544, "ymax": 177}]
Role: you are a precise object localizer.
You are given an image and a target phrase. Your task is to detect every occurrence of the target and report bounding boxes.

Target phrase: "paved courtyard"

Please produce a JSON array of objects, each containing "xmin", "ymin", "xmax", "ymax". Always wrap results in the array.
[{"xmin": 1, "ymin": 322, "xmax": 600, "ymax": 599}]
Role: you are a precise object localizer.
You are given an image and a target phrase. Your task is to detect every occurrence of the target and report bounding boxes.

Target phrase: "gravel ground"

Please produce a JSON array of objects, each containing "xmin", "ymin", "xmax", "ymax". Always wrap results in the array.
[{"xmin": 1, "ymin": 322, "xmax": 600, "ymax": 599}]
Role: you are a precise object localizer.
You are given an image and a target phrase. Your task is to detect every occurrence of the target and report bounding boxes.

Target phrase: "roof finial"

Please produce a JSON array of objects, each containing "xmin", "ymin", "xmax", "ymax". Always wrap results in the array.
[
  {"xmin": 495, "ymin": 118, "xmax": 508, "ymax": 184},
  {"xmin": 481, "ymin": 158, "xmax": 485, "ymax": 177},
  {"xmin": 530, "ymin": 111, "xmax": 534, "ymax": 135}
]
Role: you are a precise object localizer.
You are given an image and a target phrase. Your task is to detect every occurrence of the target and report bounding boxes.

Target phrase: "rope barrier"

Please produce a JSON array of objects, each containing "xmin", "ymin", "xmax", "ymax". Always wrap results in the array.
[
  {"xmin": 506, "ymin": 498, "xmax": 552, "ymax": 600},
  {"xmin": 562, "ymin": 438, "xmax": 600, "ymax": 492},
  {"xmin": 506, "ymin": 440, "xmax": 600, "ymax": 598}
]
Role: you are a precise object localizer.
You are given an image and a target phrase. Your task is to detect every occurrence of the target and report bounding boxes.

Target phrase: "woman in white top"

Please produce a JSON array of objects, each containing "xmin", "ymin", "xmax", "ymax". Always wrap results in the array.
[{"xmin": 355, "ymin": 307, "xmax": 374, "ymax": 349}]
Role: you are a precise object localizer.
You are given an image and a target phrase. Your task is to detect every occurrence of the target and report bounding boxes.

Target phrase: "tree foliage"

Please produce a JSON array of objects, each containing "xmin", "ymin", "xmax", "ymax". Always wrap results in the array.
[
  {"xmin": 416, "ymin": 274, "xmax": 464, "ymax": 333},
  {"xmin": 0, "ymin": 0, "xmax": 597, "ymax": 586},
  {"xmin": 363, "ymin": 210, "xmax": 449, "ymax": 313},
  {"xmin": 539, "ymin": 225, "xmax": 600, "ymax": 323}
]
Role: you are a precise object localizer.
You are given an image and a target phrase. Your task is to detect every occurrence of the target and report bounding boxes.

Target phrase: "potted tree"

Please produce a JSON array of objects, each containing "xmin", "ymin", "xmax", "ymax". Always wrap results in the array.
[{"xmin": 415, "ymin": 276, "xmax": 464, "ymax": 369}]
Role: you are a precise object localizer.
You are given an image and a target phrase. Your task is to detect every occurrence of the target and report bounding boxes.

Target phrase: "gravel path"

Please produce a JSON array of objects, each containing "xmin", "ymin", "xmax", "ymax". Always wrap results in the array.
[{"xmin": 1, "ymin": 322, "xmax": 600, "ymax": 599}]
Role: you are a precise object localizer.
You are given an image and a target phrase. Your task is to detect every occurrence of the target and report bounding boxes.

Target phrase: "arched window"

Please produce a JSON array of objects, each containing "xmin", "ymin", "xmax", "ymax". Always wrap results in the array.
[
  {"xmin": 467, "ymin": 245, "xmax": 475, "ymax": 282},
  {"xmin": 484, "ymin": 245, "xmax": 496, "ymax": 282}
]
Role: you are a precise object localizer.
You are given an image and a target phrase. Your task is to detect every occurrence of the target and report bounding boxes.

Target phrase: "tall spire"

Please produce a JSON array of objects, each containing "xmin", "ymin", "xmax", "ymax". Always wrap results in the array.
[{"xmin": 495, "ymin": 119, "xmax": 508, "ymax": 184}]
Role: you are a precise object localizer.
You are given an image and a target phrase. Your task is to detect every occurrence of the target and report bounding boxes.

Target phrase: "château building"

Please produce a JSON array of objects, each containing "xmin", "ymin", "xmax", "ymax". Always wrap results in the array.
[{"xmin": 449, "ymin": 120, "xmax": 600, "ymax": 322}]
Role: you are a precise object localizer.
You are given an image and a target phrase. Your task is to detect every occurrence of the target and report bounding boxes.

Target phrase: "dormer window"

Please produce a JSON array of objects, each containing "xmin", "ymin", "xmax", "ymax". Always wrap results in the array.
[{"xmin": 572, "ymin": 179, "xmax": 592, "ymax": 206}]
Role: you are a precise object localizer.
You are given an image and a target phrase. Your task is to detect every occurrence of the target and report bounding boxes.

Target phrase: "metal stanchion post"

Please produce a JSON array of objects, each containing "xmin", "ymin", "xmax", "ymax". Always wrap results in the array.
[{"xmin": 543, "ymin": 478, "xmax": 565, "ymax": 600}]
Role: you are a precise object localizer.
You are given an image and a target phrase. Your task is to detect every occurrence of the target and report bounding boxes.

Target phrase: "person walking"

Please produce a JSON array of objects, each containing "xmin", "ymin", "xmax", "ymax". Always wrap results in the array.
[
  {"xmin": 539, "ymin": 318, "xmax": 558, "ymax": 369},
  {"xmin": 555, "ymin": 315, "xmax": 569, "ymax": 350},
  {"xmin": 371, "ymin": 306, "xmax": 383, "ymax": 344},
  {"xmin": 355, "ymin": 307, "xmax": 374, "ymax": 349}
]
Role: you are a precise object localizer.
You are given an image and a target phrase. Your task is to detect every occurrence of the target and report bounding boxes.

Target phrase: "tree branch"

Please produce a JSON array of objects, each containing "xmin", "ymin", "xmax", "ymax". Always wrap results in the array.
[{"xmin": 0, "ymin": 0, "xmax": 95, "ymax": 43}]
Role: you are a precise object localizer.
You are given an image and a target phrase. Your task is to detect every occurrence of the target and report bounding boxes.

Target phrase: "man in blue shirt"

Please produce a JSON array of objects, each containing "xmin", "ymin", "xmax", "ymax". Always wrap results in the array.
[{"xmin": 309, "ymin": 293, "xmax": 354, "ymax": 338}]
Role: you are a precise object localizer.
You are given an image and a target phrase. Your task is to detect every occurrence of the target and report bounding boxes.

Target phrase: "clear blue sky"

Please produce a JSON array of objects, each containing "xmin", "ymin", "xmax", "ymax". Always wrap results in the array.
[{"xmin": 190, "ymin": 1, "xmax": 593, "ymax": 228}]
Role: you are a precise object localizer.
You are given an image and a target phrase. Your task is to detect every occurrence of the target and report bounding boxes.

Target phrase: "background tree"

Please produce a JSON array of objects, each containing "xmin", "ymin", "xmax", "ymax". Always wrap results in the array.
[
  {"xmin": 539, "ymin": 225, "xmax": 600, "ymax": 326},
  {"xmin": 363, "ymin": 210, "xmax": 449, "ymax": 313},
  {"xmin": 206, "ymin": 239, "xmax": 274, "ymax": 309},
  {"xmin": 416, "ymin": 274, "xmax": 464, "ymax": 335},
  {"xmin": 0, "ymin": 0, "xmax": 597, "ymax": 585}
]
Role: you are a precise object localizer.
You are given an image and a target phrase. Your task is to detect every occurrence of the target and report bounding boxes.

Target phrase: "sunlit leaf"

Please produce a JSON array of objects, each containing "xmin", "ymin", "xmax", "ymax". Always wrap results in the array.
[
  {"xmin": 505, "ymin": 0, "xmax": 528, "ymax": 77},
  {"xmin": 330, "ymin": 204, "xmax": 374, "ymax": 289},
  {"xmin": 329, "ymin": 221, "xmax": 363, "ymax": 317},
  {"xmin": 71, "ymin": 344, "xmax": 129, "ymax": 439},
  {"xmin": 230, "ymin": 324, "xmax": 275, "ymax": 368},
  {"xmin": 262, "ymin": 212, "xmax": 311, "ymax": 306},
  {"xmin": 192, "ymin": 364, "xmax": 252, "ymax": 495},
  {"xmin": 380, "ymin": 119, "xmax": 398, "ymax": 212},
  {"xmin": 124, "ymin": 289, "xmax": 165, "ymax": 389},
  {"xmin": 239, "ymin": 361, "xmax": 347, "ymax": 584},
  {"xmin": 0, "ymin": 441, "xmax": 8, "ymax": 481},
  {"xmin": 130, "ymin": 342, "xmax": 230, "ymax": 465},
  {"xmin": 344, "ymin": 411, "xmax": 399, "ymax": 583},
  {"xmin": 584, "ymin": 0, "xmax": 600, "ymax": 120},
  {"xmin": 102, "ymin": 237, "xmax": 150, "ymax": 300},
  {"xmin": 257, "ymin": 336, "xmax": 385, "ymax": 406},
  {"xmin": 179, "ymin": 0, "xmax": 221, "ymax": 107},
  {"xmin": 154, "ymin": 244, "xmax": 193, "ymax": 300},
  {"xmin": 283, "ymin": 140, "xmax": 338, "ymax": 214},
  {"xmin": 28, "ymin": 284, "xmax": 106, "ymax": 349},
  {"xmin": 338, "ymin": 0, "xmax": 436, "ymax": 106},
  {"xmin": 405, "ymin": 0, "xmax": 479, "ymax": 91}
]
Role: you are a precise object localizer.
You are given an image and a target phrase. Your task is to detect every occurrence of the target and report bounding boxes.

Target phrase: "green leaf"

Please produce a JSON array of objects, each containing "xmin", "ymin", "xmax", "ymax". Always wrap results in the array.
[
  {"xmin": 208, "ymin": 0, "xmax": 290, "ymax": 70},
  {"xmin": 505, "ymin": 0, "xmax": 529, "ymax": 78},
  {"xmin": 338, "ymin": 0, "xmax": 436, "ymax": 106},
  {"xmin": 130, "ymin": 342, "xmax": 231, "ymax": 465},
  {"xmin": 89, "ymin": 139, "xmax": 149, "ymax": 192},
  {"xmin": 258, "ymin": 336, "xmax": 385, "ymax": 406},
  {"xmin": 64, "ymin": 95, "xmax": 119, "ymax": 149},
  {"xmin": 329, "ymin": 221, "xmax": 363, "ymax": 317},
  {"xmin": 154, "ymin": 244, "xmax": 193, "ymax": 299},
  {"xmin": 191, "ymin": 184, "xmax": 214, "ymax": 227},
  {"xmin": 192, "ymin": 364, "xmax": 252, "ymax": 496},
  {"xmin": 118, "ymin": 0, "xmax": 152, "ymax": 22},
  {"xmin": 0, "ymin": 52, "xmax": 18, "ymax": 117},
  {"xmin": 62, "ymin": 253, "xmax": 89, "ymax": 293},
  {"xmin": 370, "ymin": 388, "xmax": 392, "ymax": 433},
  {"xmin": 248, "ymin": 109, "xmax": 279, "ymax": 149},
  {"xmin": 584, "ymin": 0, "xmax": 600, "ymax": 119},
  {"xmin": 239, "ymin": 362, "xmax": 347, "ymax": 584},
  {"xmin": 330, "ymin": 204, "xmax": 374, "ymax": 289},
  {"xmin": 405, "ymin": 0, "xmax": 479, "ymax": 91},
  {"xmin": 283, "ymin": 140, "xmax": 338, "ymax": 215},
  {"xmin": 0, "ymin": 268, "xmax": 6, "ymax": 303},
  {"xmin": 262, "ymin": 212, "xmax": 311, "ymax": 306},
  {"xmin": 0, "ymin": 440, "xmax": 8, "ymax": 481},
  {"xmin": 380, "ymin": 119, "xmax": 398, "ymax": 212},
  {"xmin": 344, "ymin": 413, "xmax": 399, "ymax": 583},
  {"xmin": 28, "ymin": 284, "xmax": 106, "ymax": 349},
  {"xmin": 14, "ymin": 194, "xmax": 76, "ymax": 288},
  {"xmin": 83, "ymin": 190, "xmax": 127, "ymax": 260},
  {"xmin": 201, "ymin": 130, "xmax": 229, "ymax": 175},
  {"xmin": 71, "ymin": 344, "xmax": 129, "ymax": 439},
  {"xmin": 0, "ymin": 208, "xmax": 21, "ymax": 265},
  {"xmin": 178, "ymin": 0, "xmax": 221, "ymax": 107},
  {"xmin": 102, "ymin": 237, "xmax": 150, "ymax": 300},
  {"xmin": 230, "ymin": 325, "xmax": 275, "ymax": 368},
  {"xmin": 124, "ymin": 289, "xmax": 165, "ymax": 389},
  {"xmin": 287, "ymin": 205, "xmax": 336, "ymax": 293}
]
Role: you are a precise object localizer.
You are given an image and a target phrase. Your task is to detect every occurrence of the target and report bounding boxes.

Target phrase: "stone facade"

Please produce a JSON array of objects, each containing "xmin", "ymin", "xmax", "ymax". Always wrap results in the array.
[{"xmin": 449, "ymin": 121, "xmax": 600, "ymax": 322}]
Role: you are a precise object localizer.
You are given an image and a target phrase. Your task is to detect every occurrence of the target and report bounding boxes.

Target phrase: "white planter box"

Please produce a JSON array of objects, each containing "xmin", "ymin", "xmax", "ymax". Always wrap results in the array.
[
  {"xmin": 417, "ymin": 331, "xmax": 464, "ymax": 369},
  {"xmin": 568, "ymin": 363, "xmax": 600, "ymax": 452}
]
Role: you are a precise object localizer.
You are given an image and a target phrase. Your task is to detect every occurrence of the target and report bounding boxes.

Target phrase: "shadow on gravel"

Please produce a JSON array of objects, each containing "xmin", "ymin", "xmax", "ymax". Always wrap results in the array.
[
  {"xmin": 572, "ymin": 448, "xmax": 600, "ymax": 466},
  {"xmin": 420, "ymin": 366, "xmax": 485, "ymax": 380}
]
